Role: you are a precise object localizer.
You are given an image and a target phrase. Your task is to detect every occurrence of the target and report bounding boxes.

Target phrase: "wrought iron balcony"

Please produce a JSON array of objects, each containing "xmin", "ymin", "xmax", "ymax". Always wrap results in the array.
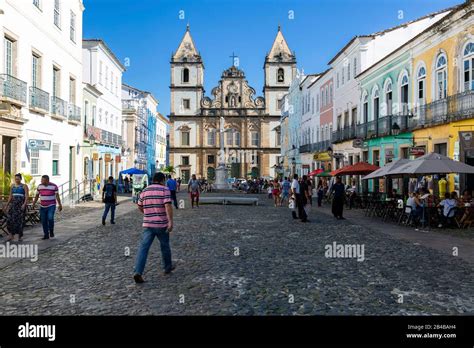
[
  {"xmin": 29, "ymin": 86, "xmax": 49, "ymax": 112},
  {"xmin": 413, "ymin": 90, "xmax": 474, "ymax": 127},
  {"xmin": 0, "ymin": 74, "xmax": 27, "ymax": 105},
  {"xmin": 51, "ymin": 96, "xmax": 67, "ymax": 117},
  {"xmin": 68, "ymin": 103, "xmax": 81, "ymax": 123},
  {"xmin": 356, "ymin": 112, "xmax": 412, "ymax": 139},
  {"xmin": 332, "ymin": 126, "xmax": 356, "ymax": 143}
]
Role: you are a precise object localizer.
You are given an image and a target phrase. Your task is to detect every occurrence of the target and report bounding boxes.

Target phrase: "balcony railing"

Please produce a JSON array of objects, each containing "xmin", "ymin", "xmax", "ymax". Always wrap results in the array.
[
  {"xmin": 101, "ymin": 129, "xmax": 122, "ymax": 147},
  {"xmin": 0, "ymin": 74, "xmax": 27, "ymax": 104},
  {"xmin": 332, "ymin": 126, "xmax": 356, "ymax": 143},
  {"xmin": 51, "ymin": 96, "xmax": 67, "ymax": 117},
  {"xmin": 414, "ymin": 90, "xmax": 474, "ymax": 127},
  {"xmin": 68, "ymin": 103, "xmax": 81, "ymax": 122},
  {"xmin": 29, "ymin": 86, "xmax": 49, "ymax": 112},
  {"xmin": 122, "ymin": 99, "xmax": 138, "ymax": 110},
  {"xmin": 356, "ymin": 112, "xmax": 412, "ymax": 139}
]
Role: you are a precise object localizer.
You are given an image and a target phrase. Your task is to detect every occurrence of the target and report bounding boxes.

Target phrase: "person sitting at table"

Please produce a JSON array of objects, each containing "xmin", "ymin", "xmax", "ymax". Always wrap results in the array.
[
  {"xmin": 438, "ymin": 192, "xmax": 458, "ymax": 228},
  {"xmin": 4, "ymin": 173, "xmax": 29, "ymax": 242},
  {"xmin": 461, "ymin": 189, "xmax": 472, "ymax": 204},
  {"xmin": 419, "ymin": 187, "xmax": 438, "ymax": 208}
]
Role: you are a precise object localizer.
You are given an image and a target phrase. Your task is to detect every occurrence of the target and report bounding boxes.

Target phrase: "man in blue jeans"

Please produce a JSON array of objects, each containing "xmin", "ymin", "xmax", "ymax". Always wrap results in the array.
[
  {"xmin": 134, "ymin": 172, "xmax": 174, "ymax": 284},
  {"xmin": 102, "ymin": 176, "xmax": 117, "ymax": 225},
  {"xmin": 33, "ymin": 175, "xmax": 62, "ymax": 240},
  {"xmin": 166, "ymin": 174, "xmax": 178, "ymax": 209}
]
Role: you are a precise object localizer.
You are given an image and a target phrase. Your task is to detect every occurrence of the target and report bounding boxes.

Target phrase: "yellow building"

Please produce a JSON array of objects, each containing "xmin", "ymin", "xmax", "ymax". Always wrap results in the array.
[{"xmin": 410, "ymin": 1, "xmax": 473, "ymax": 192}]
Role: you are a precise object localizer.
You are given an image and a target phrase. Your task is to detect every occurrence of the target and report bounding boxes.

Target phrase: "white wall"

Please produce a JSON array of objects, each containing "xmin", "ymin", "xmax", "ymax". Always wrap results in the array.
[{"xmin": 1, "ymin": 0, "xmax": 85, "ymax": 186}]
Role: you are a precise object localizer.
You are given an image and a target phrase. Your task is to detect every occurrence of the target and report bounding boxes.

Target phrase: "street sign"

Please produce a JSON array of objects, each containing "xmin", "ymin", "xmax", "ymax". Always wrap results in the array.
[
  {"xmin": 385, "ymin": 149, "xmax": 395, "ymax": 159},
  {"xmin": 409, "ymin": 147, "xmax": 425, "ymax": 156},
  {"xmin": 353, "ymin": 138, "xmax": 368, "ymax": 149},
  {"xmin": 28, "ymin": 139, "xmax": 51, "ymax": 151}
]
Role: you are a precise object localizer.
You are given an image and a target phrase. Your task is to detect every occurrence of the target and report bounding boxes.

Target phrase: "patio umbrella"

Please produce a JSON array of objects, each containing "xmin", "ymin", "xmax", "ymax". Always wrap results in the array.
[
  {"xmin": 316, "ymin": 171, "xmax": 333, "ymax": 177},
  {"xmin": 362, "ymin": 158, "xmax": 411, "ymax": 180},
  {"xmin": 330, "ymin": 162, "xmax": 379, "ymax": 176},
  {"xmin": 308, "ymin": 168, "xmax": 323, "ymax": 176},
  {"xmin": 391, "ymin": 152, "xmax": 474, "ymax": 175}
]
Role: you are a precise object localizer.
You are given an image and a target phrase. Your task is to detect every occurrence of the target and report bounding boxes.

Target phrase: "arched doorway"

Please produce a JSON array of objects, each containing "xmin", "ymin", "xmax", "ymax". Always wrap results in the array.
[{"xmin": 251, "ymin": 167, "xmax": 259, "ymax": 179}]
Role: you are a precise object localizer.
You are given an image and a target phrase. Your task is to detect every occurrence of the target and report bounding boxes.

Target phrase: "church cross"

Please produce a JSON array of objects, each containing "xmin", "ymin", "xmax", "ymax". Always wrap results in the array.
[{"xmin": 229, "ymin": 52, "xmax": 238, "ymax": 67}]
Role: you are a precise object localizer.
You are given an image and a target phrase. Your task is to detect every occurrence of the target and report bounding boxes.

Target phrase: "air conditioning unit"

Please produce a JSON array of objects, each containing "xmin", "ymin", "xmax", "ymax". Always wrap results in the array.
[{"xmin": 0, "ymin": 102, "xmax": 11, "ymax": 114}]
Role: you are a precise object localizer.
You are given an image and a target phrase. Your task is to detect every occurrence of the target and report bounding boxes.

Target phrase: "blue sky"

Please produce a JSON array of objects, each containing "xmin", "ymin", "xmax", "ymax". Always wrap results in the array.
[{"xmin": 83, "ymin": 0, "xmax": 462, "ymax": 116}]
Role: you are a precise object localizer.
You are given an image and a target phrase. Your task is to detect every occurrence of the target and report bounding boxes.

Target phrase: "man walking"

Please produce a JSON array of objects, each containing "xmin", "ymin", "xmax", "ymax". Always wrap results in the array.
[
  {"xmin": 102, "ymin": 176, "xmax": 117, "ymax": 225},
  {"xmin": 166, "ymin": 174, "xmax": 179, "ymax": 209},
  {"xmin": 291, "ymin": 174, "xmax": 308, "ymax": 222},
  {"xmin": 331, "ymin": 176, "xmax": 345, "ymax": 220},
  {"xmin": 134, "ymin": 172, "xmax": 175, "ymax": 283},
  {"xmin": 188, "ymin": 174, "xmax": 201, "ymax": 208},
  {"xmin": 33, "ymin": 175, "xmax": 62, "ymax": 240}
]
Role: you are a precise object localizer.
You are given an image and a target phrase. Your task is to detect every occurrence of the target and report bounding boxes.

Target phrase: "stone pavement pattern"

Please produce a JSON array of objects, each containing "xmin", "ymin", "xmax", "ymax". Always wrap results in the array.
[{"xmin": 0, "ymin": 193, "xmax": 472, "ymax": 315}]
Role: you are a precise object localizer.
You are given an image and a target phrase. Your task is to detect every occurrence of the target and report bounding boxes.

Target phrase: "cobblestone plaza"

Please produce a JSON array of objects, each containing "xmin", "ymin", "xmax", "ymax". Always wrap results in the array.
[{"xmin": 1, "ymin": 193, "xmax": 472, "ymax": 316}]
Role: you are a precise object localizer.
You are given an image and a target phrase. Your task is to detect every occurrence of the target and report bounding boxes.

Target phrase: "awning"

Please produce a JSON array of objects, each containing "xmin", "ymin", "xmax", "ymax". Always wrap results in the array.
[
  {"xmin": 120, "ymin": 167, "xmax": 147, "ymax": 175},
  {"xmin": 308, "ymin": 168, "xmax": 323, "ymax": 176},
  {"xmin": 316, "ymin": 171, "xmax": 333, "ymax": 177},
  {"xmin": 314, "ymin": 152, "xmax": 331, "ymax": 161},
  {"xmin": 330, "ymin": 162, "xmax": 379, "ymax": 176}
]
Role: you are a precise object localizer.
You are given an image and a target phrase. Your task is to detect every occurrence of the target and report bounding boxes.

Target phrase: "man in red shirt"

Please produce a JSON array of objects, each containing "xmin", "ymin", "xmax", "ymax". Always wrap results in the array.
[
  {"xmin": 33, "ymin": 175, "xmax": 62, "ymax": 240},
  {"xmin": 133, "ymin": 172, "xmax": 174, "ymax": 284}
]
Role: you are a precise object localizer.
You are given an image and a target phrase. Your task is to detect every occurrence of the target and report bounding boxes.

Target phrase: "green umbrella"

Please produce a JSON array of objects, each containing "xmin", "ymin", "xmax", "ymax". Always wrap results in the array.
[{"xmin": 316, "ymin": 171, "xmax": 333, "ymax": 177}]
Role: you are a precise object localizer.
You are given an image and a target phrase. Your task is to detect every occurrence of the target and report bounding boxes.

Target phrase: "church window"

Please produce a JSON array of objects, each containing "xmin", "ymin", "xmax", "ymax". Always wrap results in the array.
[
  {"xmin": 207, "ymin": 130, "xmax": 215, "ymax": 146},
  {"xmin": 235, "ymin": 132, "xmax": 241, "ymax": 146},
  {"xmin": 181, "ymin": 131, "xmax": 190, "ymax": 146},
  {"xmin": 277, "ymin": 68, "xmax": 284, "ymax": 82},
  {"xmin": 183, "ymin": 99, "xmax": 190, "ymax": 109},
  {"xmin": 182, "ymin": 68, "xmax": 189, "ymax": 83},
  {"xmin": 251, "ymin": 132, "xmax": 259, "ymax": 146},
  {"xmin": 230, "ymin": 96, "xmax": 236, "ymax": 107}
]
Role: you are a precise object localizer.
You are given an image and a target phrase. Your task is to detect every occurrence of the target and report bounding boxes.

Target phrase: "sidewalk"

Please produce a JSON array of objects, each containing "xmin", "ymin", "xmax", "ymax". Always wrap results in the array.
[
  {"xmin": 0, "ymin": 195, "xmax": 135, "ymax": 270},
  {"xmin": 313, "ymin": 203, "xmax": 474, "ymax": 264}
]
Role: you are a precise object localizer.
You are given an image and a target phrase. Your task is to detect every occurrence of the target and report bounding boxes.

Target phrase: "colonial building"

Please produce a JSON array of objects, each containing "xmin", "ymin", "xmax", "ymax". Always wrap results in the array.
[
  {"xmin": 169, "ymin": 25, "xmax": 296, "ymax": 182},
  {"xmin": 122, "ymin": 83, "xmax": 161, "ymax": 176},
  {"xmin": 0, "ymin": 0, "xmax": 84, "ymax": 191},
  {"xmin": 331, "ymin": 5, "xmax": 454, "ymax": 174},
  {"xmin": 82, "ymin": 39, "xmax": 125, "ymax": 181}
]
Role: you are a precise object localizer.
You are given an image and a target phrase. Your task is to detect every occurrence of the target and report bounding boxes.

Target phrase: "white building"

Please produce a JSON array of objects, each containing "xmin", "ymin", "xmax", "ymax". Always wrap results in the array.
[
  {"xmin": 299, "ymin": 73, "xmax": 320, "ymax": 174},
  {"xmin": 155, "ymin": 112, "xmax": 169, "ymax": 171},
  {"xmin": 0, "ymin": 0, "xmax": 85, "ymax": 193},
  {"xmin": 122, "ymin": 83, "xmax": 161, "ymax": 176},
  {"xmin": 82, "ymin": 39, "xmax": 125, "ymax": 180}
]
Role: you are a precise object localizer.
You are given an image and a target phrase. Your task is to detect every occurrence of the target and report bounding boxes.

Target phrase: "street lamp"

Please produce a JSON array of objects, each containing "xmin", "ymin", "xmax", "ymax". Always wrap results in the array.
[{"xmin": 391, "ymin": 122, "xmax": 401, "ymax": 136}]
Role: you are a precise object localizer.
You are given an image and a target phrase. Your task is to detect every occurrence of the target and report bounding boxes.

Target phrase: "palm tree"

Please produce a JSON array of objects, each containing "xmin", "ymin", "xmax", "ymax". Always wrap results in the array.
[
  {"xmin": 163, "ymin": 165, "xmax": 176, "ymax": 175},
  {"xmin": 0, "ymin": 168, "xmax": 12, "ymax": 197}
]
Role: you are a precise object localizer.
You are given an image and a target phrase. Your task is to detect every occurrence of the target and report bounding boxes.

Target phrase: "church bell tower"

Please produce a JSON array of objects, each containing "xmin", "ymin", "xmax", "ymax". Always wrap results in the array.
[{"xmin": 263, "ymin": 26, "xmax": 296, "ymax": 116}]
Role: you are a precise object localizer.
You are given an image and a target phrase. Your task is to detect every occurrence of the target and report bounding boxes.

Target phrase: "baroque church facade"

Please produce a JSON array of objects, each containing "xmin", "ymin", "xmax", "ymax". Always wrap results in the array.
[{"xmin": 169, "ymin": 25, "xmax": 296, "ymax": 182}]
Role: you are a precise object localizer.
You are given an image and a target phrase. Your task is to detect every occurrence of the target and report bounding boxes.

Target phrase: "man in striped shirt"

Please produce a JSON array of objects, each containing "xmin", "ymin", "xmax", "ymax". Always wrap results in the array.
[
  {"xmin": 33, "ymin": 175, "xmax": 62, "ymax": 240},
  {"xmin": 133, "ymin": 172, "xmax": 174, "ymax": 284}
]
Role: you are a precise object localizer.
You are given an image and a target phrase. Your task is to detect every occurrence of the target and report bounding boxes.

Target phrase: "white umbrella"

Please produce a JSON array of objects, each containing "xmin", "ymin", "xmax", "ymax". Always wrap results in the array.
[
  {"xmin": 362, "ymin": 158, "xmax": 411, "ymax": 180},
  {"xmin": 390, "ymin": 152, "xmax": 474, "ymax": 175}
]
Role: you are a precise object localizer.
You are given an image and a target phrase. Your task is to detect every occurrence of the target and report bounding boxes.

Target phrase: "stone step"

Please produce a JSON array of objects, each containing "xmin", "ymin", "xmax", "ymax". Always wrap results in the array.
[{"xmin": 199, "ymin": 197, "xmax": 259, "ymax": 205}]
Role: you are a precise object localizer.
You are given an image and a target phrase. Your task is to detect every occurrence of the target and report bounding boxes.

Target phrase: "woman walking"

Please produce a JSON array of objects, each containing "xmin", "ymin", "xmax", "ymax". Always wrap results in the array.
[
  {"xmin": 5, "ymin": 173, "xmax": 29, "ymax": 242},
  {"xmin": 272, "ymin": 178, "xmax": 281, "ymax": 207}
]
